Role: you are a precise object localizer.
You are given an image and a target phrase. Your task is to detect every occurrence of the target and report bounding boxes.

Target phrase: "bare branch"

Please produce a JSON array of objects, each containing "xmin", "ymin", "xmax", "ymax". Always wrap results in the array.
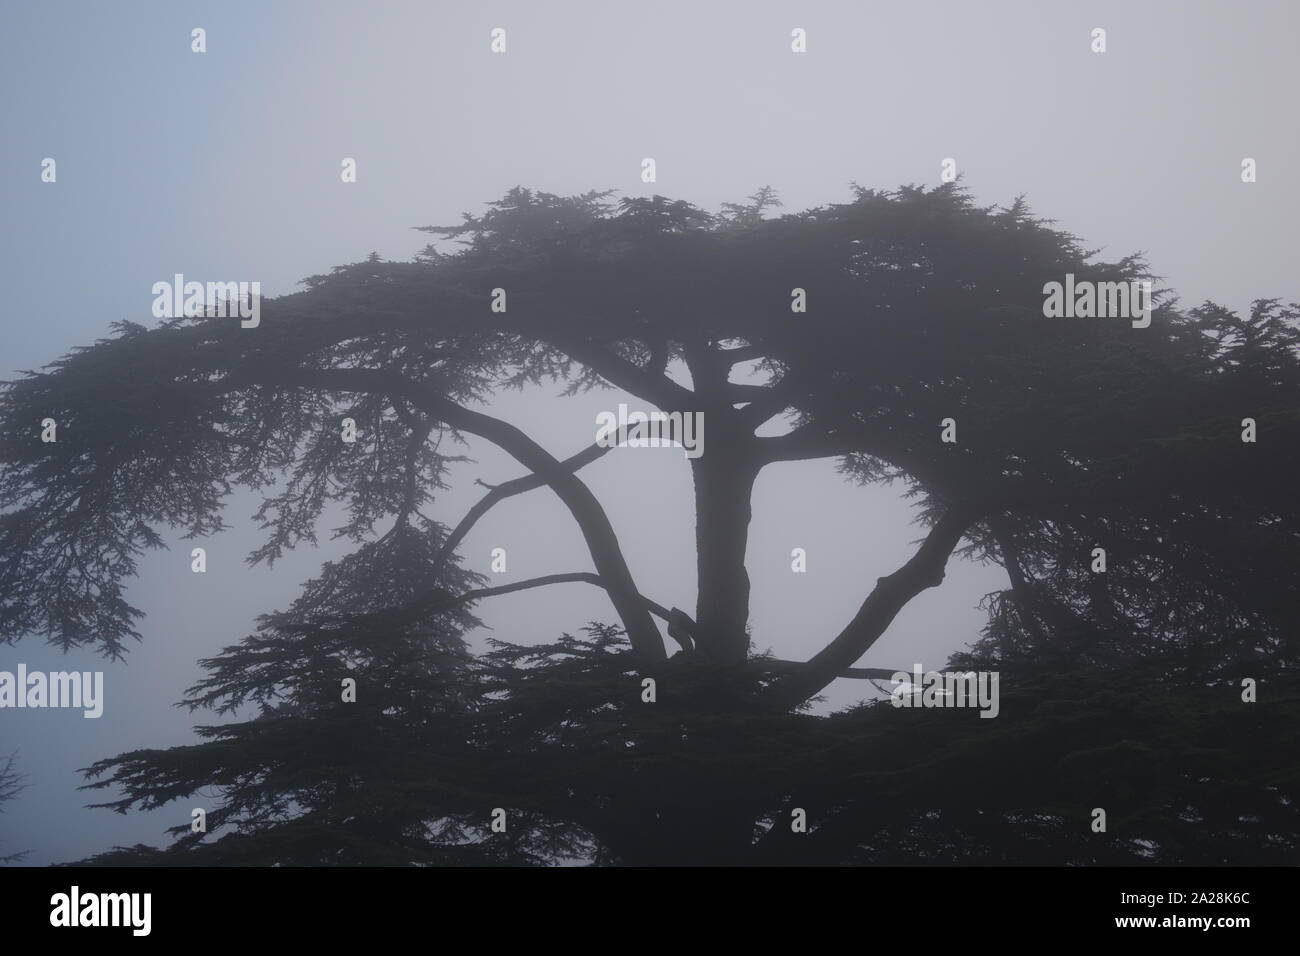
[
  {"xmin": 768, "ymin": 505, "xmax": 979, "ymax": 709},
  {"xmin": 720, "ymin": 344, "xmax": 767, "ymax": 365},
  {"xmin": 432, "ymin": 435, "xmax": 617, "ymax": 573},
  {"xmin": 245, "ymin": 365, "xmax": 669, "ymax": 665},
  {"xmin": 424, "ymin": 572, "xmax": 695, "ymax": 652},
  {"xmin": 760, "ymin": 660, "xmax": 904, "ymax": 681}
]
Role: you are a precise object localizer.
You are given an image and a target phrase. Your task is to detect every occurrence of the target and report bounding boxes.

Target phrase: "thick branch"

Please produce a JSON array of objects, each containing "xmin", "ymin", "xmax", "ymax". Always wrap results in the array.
[
  {"xmin": 769, "ymin": 506, "xmax": 978, "ymax": 709},
  {"xmin": 550, "ymin": 336, "xmax": 695, "ymax": 412},
  {"xmin": 720, "ymin": 344, "xmax": 767, "ymax": 365},
  {"xmin": 756, "ymin": 419, "xmax": 954, "ymax": 496},
  {"xmin": 987, "ymin": 514, "xmax": 1049, "ymax": 657},
  {"xmin": 756, "ymin": 422, "xmax": 859, "ymax": 464},
  {"xmin": 730, "ymin": 371, "xmax": 807, "ymax": 431},
  {"xmin": 761, "ymin": 661, "xmax": 905, "ymax": 681},
  {"xmin": 737, "ymin": 391, "xmax": 796, "ymax": 431}
]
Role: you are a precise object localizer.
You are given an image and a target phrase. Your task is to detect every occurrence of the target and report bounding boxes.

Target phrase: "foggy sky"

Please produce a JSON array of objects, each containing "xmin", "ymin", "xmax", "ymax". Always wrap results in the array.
[{"xmin": 2, "ymin": 0, "xmax": 1297, "ymax": 864}]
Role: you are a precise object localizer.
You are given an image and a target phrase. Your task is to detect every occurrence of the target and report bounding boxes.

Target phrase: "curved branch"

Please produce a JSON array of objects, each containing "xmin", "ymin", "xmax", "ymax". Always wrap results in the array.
[
  {"xmin": 432, "ymin": 436, "xmax": 616, "ymax": 572},
  {"xmin": 768, "ymin": 505, "xmax": 979, "ymax": 709},
  {"xmin": 361, "ymin": 422, "xmax": 663, "ymax": 640},
  {"xmin": 249, "ymin": 365, "xmax": 669, "ymax": 665}
]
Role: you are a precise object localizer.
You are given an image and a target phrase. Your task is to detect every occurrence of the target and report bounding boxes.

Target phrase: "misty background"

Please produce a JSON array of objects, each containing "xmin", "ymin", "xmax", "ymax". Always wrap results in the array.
[{"xmin": 2, "ymin": 0, "xmax": 1297, "ymax": 864}]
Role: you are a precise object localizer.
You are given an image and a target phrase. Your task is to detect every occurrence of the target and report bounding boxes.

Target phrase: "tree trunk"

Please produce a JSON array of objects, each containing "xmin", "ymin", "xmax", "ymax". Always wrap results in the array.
[{"xmin": 690, "ymin": 450, "xmax": 759, "ymax": 666}]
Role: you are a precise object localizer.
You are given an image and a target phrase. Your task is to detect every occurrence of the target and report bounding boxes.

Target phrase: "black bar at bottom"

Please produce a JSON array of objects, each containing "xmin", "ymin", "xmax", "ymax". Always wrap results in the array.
[{"xmin": 0, "ymin": 864, "xmax": 1280, "ymax": 942}]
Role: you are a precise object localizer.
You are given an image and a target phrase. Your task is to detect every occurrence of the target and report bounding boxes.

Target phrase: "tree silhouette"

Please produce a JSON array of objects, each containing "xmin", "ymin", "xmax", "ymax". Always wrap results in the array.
[
  {"xmin": 2, "ymin": 183, "xmax": 1297, "ymax": 864},
  {"xmin": 0, "ymin": 752, "xmax": 28, "ymax": 864}
]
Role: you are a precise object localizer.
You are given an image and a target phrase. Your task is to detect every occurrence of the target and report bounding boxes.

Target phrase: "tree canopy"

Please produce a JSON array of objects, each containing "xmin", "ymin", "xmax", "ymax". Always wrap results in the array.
[{"xmin": 2, "ymin": 183, "xmax": 1297, "ymax": 864}]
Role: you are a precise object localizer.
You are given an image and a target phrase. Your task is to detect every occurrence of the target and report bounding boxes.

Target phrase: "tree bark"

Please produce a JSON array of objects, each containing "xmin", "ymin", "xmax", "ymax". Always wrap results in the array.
[{"xmin": 690, "ymin": 448, "xmax": 760, "ymax": 665}]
